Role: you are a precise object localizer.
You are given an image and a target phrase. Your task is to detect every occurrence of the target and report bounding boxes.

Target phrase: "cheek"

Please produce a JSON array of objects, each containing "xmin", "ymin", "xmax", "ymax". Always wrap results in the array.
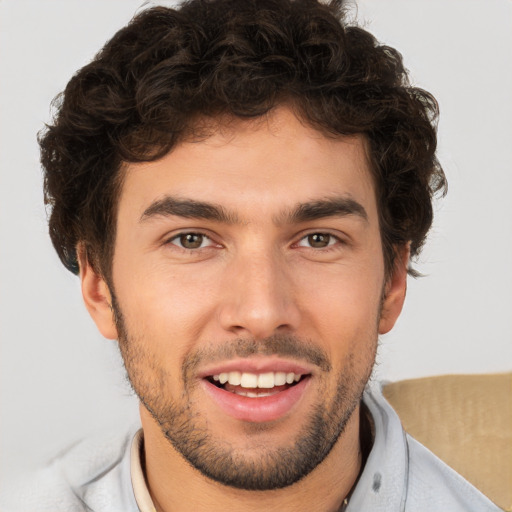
[
  {"xmin": 113, "ymin": 257, "xmax": 221, "ymax": 347},
  {"xmin": 297, "ymin": 264, "xmax": 383, "ymax": 351}
]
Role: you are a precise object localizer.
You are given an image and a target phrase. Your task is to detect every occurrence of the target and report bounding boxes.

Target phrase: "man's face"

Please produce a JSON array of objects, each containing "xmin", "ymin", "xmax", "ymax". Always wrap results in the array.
[{"xmin": 83, "ymin": 107, "xmax": 406, "ymax": 490}]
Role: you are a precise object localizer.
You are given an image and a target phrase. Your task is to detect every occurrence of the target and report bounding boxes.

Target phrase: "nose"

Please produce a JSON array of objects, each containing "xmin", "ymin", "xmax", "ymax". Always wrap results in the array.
[{"xmin": 218, "ymin": 249, "xmax": 301, "ymax": 339}]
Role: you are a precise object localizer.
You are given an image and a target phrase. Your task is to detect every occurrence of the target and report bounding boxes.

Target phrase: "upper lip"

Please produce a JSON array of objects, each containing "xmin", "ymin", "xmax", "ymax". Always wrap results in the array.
[{"xmin": 197, "ymin": 356, "xmax": 315, "ymax": 379}]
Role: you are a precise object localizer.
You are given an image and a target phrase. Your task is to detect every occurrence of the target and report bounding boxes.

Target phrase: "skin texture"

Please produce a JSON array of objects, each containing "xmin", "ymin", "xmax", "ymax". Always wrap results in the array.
[{"xmin": 80, "ymin": 107, "xmax": 407, "ymax": 512}]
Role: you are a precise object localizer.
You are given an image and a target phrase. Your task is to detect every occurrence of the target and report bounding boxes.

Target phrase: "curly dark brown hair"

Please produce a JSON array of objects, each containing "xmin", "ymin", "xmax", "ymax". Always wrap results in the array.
[{"xmin": 39, "ymin": 0, "xmax": 446, "ymax": 279}]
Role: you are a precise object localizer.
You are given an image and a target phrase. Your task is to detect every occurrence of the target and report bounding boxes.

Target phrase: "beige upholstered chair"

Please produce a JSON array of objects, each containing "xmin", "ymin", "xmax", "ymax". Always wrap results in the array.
[{"xmin": 383, "ymin": 373, "xmax": 512, "ymax": 511}]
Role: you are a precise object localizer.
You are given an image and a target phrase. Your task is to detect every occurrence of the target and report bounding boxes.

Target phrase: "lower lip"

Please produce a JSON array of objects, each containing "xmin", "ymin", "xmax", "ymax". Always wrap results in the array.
[{"xmin": 202, "ymin": 377, "xmax": 310, "ymax": 423}]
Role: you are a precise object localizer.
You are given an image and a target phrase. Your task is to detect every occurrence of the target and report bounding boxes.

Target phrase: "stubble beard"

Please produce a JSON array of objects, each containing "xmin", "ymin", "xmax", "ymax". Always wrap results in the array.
[{"xmin": 112, "ymin": 296, "xmax": 377, "ymax": 491}]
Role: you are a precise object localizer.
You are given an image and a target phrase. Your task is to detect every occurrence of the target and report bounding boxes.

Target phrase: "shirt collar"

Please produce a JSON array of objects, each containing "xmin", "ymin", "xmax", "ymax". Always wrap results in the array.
[
  {"xmin": 129, "ymin": 382, "xmax": 408, "ymax": 512},
  {"xmin": 346, "ymin": 382, "xmax": 409, "ymax": 511}
]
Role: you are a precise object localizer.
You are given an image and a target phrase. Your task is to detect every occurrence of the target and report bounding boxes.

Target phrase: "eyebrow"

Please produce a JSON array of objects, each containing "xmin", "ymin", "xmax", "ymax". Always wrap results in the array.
[
  {"xmin": 140, "ymin": 197, "xmax": 239, "ymax": 224},
  {"xmin": 140, "ymin": 195, "xmax": 368, "ymax": 225},
  {"xmin": 282, "ymin": 197, "xmax": 368, "ymax": 224}
]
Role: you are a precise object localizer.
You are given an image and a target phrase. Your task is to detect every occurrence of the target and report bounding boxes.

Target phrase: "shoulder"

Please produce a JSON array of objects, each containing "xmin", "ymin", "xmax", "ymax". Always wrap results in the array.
[
  {"xmin": 356, "ymin": 382, "xmax": 502, "ymax": 512},
  {"xmin": 404, "ymin": 433, "xmax": 502, "ymax": 511},
  {"xmin": 0, "ymin": 463, "xmax": 82, "ymax": 512},
  {"xmin": 0, "ymin": 426, "xmax": 140, "ymax": 512}
]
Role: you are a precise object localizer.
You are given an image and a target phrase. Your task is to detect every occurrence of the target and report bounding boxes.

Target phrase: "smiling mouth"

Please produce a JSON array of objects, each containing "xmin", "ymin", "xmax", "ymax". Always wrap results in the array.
[{"xmin": 207, "ymin": 371, "xmax": 309, "ymax": 397}]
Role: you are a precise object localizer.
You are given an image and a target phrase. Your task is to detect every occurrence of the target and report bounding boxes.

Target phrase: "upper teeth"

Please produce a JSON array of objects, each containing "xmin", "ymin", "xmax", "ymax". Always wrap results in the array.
[{"xmin": 212, "ymin": 371, "xmax": 302, "ymax": 388}]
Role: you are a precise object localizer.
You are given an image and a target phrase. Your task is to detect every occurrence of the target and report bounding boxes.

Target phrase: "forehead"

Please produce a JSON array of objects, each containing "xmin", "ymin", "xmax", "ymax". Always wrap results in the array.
[{"xmin": 118, "ymin": 107, "xmax": 376, "ymax": 222}]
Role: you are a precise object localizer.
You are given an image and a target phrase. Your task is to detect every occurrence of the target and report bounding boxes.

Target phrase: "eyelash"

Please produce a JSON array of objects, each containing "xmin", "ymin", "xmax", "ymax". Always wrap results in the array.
[
  {"xmin": 165, "ymin": 231, "xmax": 345, "ymax": 252},
  {"xmin": 295, "ymin": 232, "xmax": 343, "ymax": 250},
  {"xmin": 166, "ymin": 232, "xmax": 217, "ymax": 251}
]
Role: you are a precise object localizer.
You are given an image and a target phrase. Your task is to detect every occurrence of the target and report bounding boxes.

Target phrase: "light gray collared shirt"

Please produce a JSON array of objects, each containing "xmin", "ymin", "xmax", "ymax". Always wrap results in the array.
[{"xmin": 0, "ymin": 382, "xmax": 502, "ymax": 511}]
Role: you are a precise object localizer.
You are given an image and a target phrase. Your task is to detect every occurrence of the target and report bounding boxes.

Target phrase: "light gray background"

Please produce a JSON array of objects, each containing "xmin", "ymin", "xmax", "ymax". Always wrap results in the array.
[{"xmin": 1, "ymin": 0, "xmax": 511, "ymax": 482}]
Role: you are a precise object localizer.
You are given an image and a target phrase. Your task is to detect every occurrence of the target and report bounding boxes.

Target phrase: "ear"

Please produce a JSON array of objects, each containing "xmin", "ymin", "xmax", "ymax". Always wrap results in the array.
[
  {"xmin": 378, "ymin": 244, "xmax": 409, "ymax": 335},
  {"xmin": 78, "ymin": 246, "xmax": 118, "ymax": 340}
]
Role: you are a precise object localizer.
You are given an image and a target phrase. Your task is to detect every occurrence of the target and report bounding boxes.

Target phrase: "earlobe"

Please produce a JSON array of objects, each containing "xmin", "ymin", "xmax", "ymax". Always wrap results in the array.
[
  {"xmin": 378, "ymin": 245, "xmax": 409, "ymax": 335},
  {"xmin": 78, "ymin": 246, "xmax": 118, "ymax": 340}
]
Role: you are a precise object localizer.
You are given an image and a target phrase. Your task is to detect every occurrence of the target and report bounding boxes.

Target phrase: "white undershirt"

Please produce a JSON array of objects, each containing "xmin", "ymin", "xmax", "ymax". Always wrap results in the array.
[{"xmin": 130, "ymin": 429, "xmax": 157, "ymax": 512}]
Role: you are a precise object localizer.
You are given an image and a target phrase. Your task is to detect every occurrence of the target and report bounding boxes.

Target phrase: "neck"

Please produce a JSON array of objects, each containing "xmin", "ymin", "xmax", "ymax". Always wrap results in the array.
[{"xmin": 141, "ymin": 403, "xmax": 364, "ymax": 512}]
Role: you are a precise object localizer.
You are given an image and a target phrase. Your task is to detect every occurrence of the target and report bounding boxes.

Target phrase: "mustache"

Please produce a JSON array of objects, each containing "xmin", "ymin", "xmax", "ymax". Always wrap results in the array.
[{"xmin": 182, "ymin": 334, "xmax": 332, "ymax": 380}]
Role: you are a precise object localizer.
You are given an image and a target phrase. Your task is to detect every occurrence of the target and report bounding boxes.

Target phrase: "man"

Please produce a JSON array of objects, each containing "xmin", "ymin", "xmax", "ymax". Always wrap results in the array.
[{"xmin": 0, "ymin": 0, "xmax": 502, "ymax": 511}]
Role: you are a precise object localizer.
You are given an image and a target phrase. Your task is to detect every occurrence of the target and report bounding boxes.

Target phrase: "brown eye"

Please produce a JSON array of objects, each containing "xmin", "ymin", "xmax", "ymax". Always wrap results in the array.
[
  {"xmin": 178, "ymin": 233, "xmax": 205, "ymax": 249},
  {"xmin": 307, "ymin": 233, "xmax": 332, "ymax": 248}
]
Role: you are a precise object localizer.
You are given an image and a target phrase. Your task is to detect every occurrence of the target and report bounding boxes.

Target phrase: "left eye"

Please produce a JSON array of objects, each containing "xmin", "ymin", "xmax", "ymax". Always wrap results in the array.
[
  {"xmin": 170, "ymin": 233, "xmax": 214, "ymax": 250},
  {"xmin": 297, "ymin": 233, "xmax": 337, "ymax": 249}
]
